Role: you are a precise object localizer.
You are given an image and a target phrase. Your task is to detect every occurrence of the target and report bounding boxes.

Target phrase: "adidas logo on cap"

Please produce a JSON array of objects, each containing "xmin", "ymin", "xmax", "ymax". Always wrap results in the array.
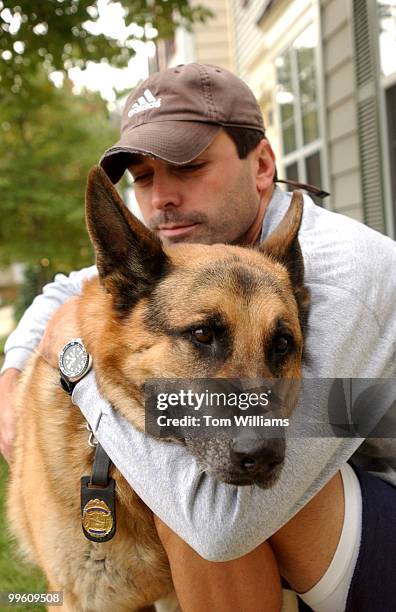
[{"xmin": 127, "ymin": 89, "xmax": 162, "ymax": 117}]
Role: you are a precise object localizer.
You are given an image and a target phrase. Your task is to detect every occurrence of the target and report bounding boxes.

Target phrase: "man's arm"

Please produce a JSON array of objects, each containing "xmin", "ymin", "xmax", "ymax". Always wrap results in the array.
[
  {"xmin": 0, "ymin": 368, "xmax": 21, "ymax": 461},
  {"xmin": 1, "ymin": 265, "xmax": 97, "ymax": 373},
  {"xmin": 2, "ymin": 263, "xmax": 392, "ymax": 562},
  {"xmin": 71, "ymin": 280, "xmax": 394, "ymax": 561},
  {"xmin": 2, "ymin": 278, "xmax": 377, "ymax": 561},
  {"xmin": 74, "ymin": 372, "xmax": 361, "ymax": 562},
  {"xmin": 4, "ymin": 285, "xmax": 356, "ymax": 563},
  {"xmin": 0, "ymin": 265, "xmax": 97, "ymax": 461}
]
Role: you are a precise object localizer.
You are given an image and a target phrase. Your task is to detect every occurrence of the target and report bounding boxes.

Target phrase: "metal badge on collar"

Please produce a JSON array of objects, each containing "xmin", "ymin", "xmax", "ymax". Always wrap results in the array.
[
  {"xmin": 80, "ymin": 437, "xmax": 116, "ymax": 542},
  {"xmin": 81, "ymin": 476, "xmax": 116, "ymax": 542},
  {"xmin": 82, "ymin": 497, "xmax": 113, "ymax": 539}
]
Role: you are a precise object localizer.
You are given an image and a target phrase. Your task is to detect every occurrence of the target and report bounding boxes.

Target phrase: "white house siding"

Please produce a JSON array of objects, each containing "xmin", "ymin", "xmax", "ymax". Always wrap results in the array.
[
  {"xmin": 191, "ymin": 0, "xmax": 236, "ymax": 70},
  {"xmin": 229, "ymin": 0, "xmax": 386, "ymax": 225},
  {"xmin": 232, "ymin": 0, "xmax": 272, "ymax": 80},
  {"xmin": 320, "ymin": 0, "xmax": 363, "ymax": 221},
  {"xmin": 230, "ymin": 0, "xmax": 321, "ymax": 183},
  {"xmin": 156, "ymin": 0, "xmax": 235, "ymax": 71}
]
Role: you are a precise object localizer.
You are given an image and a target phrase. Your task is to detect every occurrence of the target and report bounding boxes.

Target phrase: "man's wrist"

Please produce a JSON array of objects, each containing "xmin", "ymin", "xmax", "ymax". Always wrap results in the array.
[
  {"xmin": 71, "ymin": 370, "xmax": 96, "ymax": 406},
  {"xmin": 0, "ymin": 368, "xmax": 21, "ymax": 382},
  {"xmin": 0, "ymin": 367, "xmax": 22, "ymax": 381},
  {"xmin": 71, "ymin": 370, "xmax": 106, "ymax": 436}
]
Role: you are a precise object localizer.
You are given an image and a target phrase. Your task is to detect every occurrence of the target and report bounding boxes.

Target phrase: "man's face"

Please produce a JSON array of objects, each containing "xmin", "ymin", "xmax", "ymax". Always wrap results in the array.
[{"xmin": 128, "ymin": 131, "xmax": 264, "ymax": 246}]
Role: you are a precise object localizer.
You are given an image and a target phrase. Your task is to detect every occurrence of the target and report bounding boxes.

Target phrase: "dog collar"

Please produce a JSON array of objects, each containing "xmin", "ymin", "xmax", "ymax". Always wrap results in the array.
[
  {"xmin": 276, "ymin": 178, "xmax": 330, "ymax": 199},
  {"xmin": 58, "ymin": 339, "xmax": 116, "ymax": 541}
]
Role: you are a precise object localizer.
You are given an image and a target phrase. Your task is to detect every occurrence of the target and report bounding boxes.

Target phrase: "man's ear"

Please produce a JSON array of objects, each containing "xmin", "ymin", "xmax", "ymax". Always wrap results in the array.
[
  {"xmin": 259, "ymin": 190, "xmax": 309, "ymax": 327},
  {"xmin": 254, "ymin": 139, "xmax": 276, "ymax": 193},
  {"xmin": 85, "ymin": 165, "xmax": 169, "ymax": 313}
]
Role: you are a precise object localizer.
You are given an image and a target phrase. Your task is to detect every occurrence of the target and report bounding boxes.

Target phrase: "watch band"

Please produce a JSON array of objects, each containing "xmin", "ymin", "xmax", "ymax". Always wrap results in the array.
[{"xmin": 60, "ymin": 373, "xmax": 78, "ymax": 396}]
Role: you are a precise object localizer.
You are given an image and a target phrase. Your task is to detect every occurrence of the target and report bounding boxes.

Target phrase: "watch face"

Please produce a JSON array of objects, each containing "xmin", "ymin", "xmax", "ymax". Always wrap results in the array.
[{"xmin": 60, "ymin": 342, "xmax": 89, "ymax": 379}]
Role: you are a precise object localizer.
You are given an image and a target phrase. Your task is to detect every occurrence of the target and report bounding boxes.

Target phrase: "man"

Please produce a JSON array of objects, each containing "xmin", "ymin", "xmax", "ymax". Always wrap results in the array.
[{"xmin": 1, "ymin": 63, "xmax": 396, "ymax": 611}]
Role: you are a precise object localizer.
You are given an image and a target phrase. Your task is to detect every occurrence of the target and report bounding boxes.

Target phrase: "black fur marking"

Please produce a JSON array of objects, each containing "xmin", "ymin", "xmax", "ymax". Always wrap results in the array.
[
  {"xmin": 230, "ymin": 265, "xmax": 260, "ymax": 296},
  {"xmin": 143, "ymin": 290, "xmax": 174, "ymax": 333},
  {"xmin": 191, "ymin": 262, "xmax": 284, "ymax": 297},
  {"xmin": 281, "ymin": 241, "xmax": 305, "ymax": 293},
  {"xmin": 86, "ymin": 166, "xmax": 173, "ymax": 314},
  {"xmin": 108, "ymin": 254, "xmax": 172, "ymax": 315}
]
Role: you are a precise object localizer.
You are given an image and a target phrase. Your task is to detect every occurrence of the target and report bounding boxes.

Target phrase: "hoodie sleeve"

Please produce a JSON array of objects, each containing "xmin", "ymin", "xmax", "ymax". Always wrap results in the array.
[
  {"xmin": 1, "ymin": 266, "xmax": 97, "ymax": 373},
  {"xmin": 73, "ymin": 370, "xmax": 362, "ymax": 561}
]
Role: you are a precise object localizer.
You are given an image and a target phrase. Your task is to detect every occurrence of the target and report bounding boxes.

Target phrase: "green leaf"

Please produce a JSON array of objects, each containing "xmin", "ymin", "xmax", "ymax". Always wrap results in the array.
[{"xmin": 0, "ymin": 0, "xmax": 213, "ymax": 101}]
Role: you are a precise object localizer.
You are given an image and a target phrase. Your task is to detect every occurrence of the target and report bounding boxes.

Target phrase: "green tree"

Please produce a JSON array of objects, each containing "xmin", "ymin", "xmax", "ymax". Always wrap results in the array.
[
  {"xmin": 0, "ymin": 0, "xmax": 212, "ymax": 293},
  {"xmin": 0, "ymin": 72, "xmax": 119, "ymax": 274},
  {"xmin": 0, "ymin": 0, "xmax": 212, "ymax": 100}
]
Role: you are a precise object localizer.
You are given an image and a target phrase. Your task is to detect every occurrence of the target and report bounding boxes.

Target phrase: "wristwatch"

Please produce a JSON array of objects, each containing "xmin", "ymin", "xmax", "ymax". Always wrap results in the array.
[{"xmin": 59, "ymin": 338, "xmax": 92, "ymax": 395}]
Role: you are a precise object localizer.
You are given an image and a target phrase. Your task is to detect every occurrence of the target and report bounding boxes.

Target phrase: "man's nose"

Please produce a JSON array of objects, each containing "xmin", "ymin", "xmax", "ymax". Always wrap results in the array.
[{"xmin": 151, "ymin": 173, "xmax": 182, "ymax": 210}]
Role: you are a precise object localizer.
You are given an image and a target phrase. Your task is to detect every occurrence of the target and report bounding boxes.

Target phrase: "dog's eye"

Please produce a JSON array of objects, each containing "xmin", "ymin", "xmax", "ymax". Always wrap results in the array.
[
  {"xmin": 191, "ymin": 327, "xmax": 214, "ymax": 344},
  {"xmin": 273, "ymin": 333, "xmax": 292, "ymax": 355}
]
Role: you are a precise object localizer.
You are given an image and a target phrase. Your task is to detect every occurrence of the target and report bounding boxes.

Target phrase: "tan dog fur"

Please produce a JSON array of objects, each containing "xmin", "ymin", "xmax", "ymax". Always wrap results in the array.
[{"xmin": 7, "ymin": 167, "xmax": 308, "ymax": 611}]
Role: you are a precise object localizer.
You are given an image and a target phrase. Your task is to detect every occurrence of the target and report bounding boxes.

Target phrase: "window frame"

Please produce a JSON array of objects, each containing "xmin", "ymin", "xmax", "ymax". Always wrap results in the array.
[
  {"xmin": 377, "ymin": 0, "xmax": 396, "ymax": 238},
  {"xmin": 274, "ymin": 22, "xmax": 324, "ymax": 191}
]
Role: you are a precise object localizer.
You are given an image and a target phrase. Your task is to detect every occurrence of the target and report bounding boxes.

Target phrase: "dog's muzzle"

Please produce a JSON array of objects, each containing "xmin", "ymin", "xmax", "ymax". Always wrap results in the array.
[{"xmin": 228, "ymin": 437, "xmax": 285, "ymax": 486}]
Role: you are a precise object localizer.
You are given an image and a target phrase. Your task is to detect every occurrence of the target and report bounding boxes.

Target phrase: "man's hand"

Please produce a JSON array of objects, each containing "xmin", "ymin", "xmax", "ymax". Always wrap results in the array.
[
  {"xmin": 0, "ymin": 297, "xmax": 81, "ymax": 463},
  {"xmin": 0, "ymin": 368, "xmax": 21, "ymax": 463},
  {"xmin": 37, "ymin": 296, "xmax": 81, "ymax": 369}
]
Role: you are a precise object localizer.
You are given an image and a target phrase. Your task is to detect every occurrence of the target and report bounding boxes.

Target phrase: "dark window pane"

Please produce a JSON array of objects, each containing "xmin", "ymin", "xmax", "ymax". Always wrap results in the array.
[
  {"xmin": 280, "ymin": 102, "xmax": 294, "ymax": 123},
  {"xmin": 282, "ymin": 124, "xmax": 296, "ymax": 154},
  {"xmin": 297, "ymin": 47, "xmax": 315, "ymax": 74},
  {"xmin": 276, "ymin": 53, "xmax": 292, "ymax": 91},
  {"xmin": 305, "ymin": 151, "xmax": 321, "ymax": 184},
  {"xmin": 385, "ymin": 83, "xmax": 396, "ymax": 235},
  {"xmin": 305, "ymin": 151, "xmax": 323, "ymax": 205},
  {"xmin": 299, "ymin": 69, "xmax": 317, "ymax": 107},
  {"xmin": 302, "ymin": 110, "xmax": 319, "ymax": 144},
  {"xmin": 278, "ymin": 163, "xmax": 299, "ymax": 194},
  {"xmin": 277, "ymin": 52, "xmax": 295, "ymax": 130},
  {"xmin": 286, "ymin": 162, "xmax": 299, "ymax": 182}
]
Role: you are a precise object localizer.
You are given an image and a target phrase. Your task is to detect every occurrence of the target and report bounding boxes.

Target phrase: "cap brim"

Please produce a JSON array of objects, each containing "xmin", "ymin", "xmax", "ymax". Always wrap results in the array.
[{"xmin": 100, "ymin": 121, "xmax": 222, "ymax": 183}]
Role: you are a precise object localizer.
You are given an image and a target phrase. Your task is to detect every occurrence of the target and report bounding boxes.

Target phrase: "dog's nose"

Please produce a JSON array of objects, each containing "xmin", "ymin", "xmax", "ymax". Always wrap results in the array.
[{"xmin": 230, "ymin": 439, "xmax": 284, "ymax": 475}]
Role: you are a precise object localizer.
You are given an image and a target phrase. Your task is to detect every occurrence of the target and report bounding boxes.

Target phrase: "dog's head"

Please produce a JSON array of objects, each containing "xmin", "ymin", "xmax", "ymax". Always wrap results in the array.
[{"xmin": 82, "ymin": 166, "xmax": 309, "ymax": 488}]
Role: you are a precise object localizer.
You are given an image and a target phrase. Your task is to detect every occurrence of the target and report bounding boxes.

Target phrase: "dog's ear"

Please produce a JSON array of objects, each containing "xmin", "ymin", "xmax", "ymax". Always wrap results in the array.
[
  {"xmin": 259, "ymin": 190, "xmax": 304, "ymax": 288},
  {"xmin": 85, "ymin": 165, "xmax": 169, "ymax": 313},
  {"xmin": 259, "ymin": 190, "xmax": 309, "ymax": 326}
]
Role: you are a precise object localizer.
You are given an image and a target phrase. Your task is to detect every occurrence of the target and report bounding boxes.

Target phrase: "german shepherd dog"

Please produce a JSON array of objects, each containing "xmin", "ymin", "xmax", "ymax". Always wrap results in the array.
[{"xmin": 7, "ymin": 167, "xmax": 309, "ymax": 611}]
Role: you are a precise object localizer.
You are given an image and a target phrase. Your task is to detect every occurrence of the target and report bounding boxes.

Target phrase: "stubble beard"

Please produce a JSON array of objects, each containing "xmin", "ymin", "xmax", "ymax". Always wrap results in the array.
[{"xmin": 157, "ymin": 168, "xmax": 259, "ymax": 247}]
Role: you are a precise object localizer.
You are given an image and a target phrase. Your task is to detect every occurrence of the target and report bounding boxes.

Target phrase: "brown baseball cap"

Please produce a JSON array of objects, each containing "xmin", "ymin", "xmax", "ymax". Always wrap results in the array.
[{"xmin": 100, "ymin": 63, "xmax": 265, "ymax": 184}]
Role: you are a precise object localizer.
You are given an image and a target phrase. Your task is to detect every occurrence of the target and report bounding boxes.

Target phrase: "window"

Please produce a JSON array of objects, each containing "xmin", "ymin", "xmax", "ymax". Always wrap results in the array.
[
  {"xmin": 385, "ymin": 83, "xmax": 396, "ymax": 235},
  {"xmin": 378, "ymin": 0, "xmax": 396, "ymax": 77},
  {"xmin": 276, "ymin": 53, "xmax": 296, "ymax": 155},
  {"xmin": 275, "ymin": 24, "xmax": 323, "ymax": 201},
  {"xmin": 377, "ymin": 0, "xmax": 396, "ymax": 235}
]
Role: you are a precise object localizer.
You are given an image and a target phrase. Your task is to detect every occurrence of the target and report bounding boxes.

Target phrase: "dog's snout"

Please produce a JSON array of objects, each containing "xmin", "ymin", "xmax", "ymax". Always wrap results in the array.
[{"xmin": 230, "ymin": 439, "xmax": 284, "ymax": 476}]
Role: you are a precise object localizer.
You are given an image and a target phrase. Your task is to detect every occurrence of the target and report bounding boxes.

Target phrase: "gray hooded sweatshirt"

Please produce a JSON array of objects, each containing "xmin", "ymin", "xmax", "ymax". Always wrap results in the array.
[{"xmin": 3, "ymin": 188, "xmax": 396, "ymax": 560}]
